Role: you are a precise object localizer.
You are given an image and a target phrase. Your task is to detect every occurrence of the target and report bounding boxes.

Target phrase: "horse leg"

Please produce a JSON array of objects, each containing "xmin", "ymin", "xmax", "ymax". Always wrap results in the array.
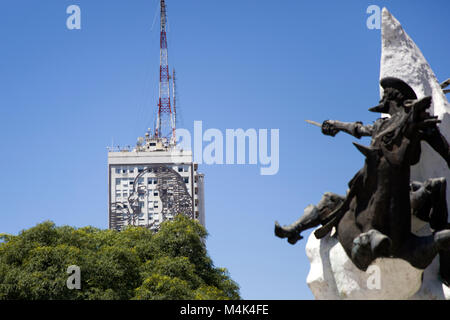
[
  {"xmin": 350, "ymin": 229, "xmax": 392, "ymax": 270},
  {"xmin": 410, "ymin": 181, "xmax": 432, "ymax": 222},
  {"xmin": 275, "ymin": 204, "xmax": 321, "ymax": 244},
  {"xmin": 336, "ymin": 211, "xmax": 390, "ymax": 271},
  {"xmin": 410, "ymin": 178, "xmax": 450, "ymax": 283},
  {"xmin": 435, "ymin": 231, "xmax": 450, "ymax": 286},
  {"xmin": 439, "ymin": 251, "xmax": 450, "ymax": 286},
  {"xmin": 397, "ymin": 230, "xmax": 450, "ymax": 269},
  {"xmin": 428, "ymin": 178, "xmax": 448, "ymax": 231},
  {"xmin": 411, "ymin": 178, "xmax": 448, "ymax": 229},
  {"xmin": 275, "ymin": 192, "xmax": 344, "ymax": 244}
]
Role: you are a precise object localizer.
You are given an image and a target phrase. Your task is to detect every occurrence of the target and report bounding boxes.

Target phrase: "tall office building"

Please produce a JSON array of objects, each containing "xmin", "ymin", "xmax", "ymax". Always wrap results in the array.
[
  {"xmin": 108, "ymin": 134, "xmax": 205, "ymax": 231},
  {"xmin": 108, "ymin": 0, "xmax": 205, "ymax": 231}
]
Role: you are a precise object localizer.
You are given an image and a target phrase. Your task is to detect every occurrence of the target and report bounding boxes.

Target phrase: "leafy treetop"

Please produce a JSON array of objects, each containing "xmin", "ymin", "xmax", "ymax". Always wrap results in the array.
[{"xmin": 0, "ymin": 215, "xmax": 240, "ymax": 300}]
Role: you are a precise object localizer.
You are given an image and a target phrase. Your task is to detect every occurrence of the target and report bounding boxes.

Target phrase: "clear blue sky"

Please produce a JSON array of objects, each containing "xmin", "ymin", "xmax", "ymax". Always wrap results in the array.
[{"xmin": 0, "ymin": 0, "xmax": 449, "ymax": 299}]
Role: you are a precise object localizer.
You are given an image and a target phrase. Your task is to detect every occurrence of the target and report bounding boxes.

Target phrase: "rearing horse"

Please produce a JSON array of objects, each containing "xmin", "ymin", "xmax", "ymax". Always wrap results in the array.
[{"xmin": 328, "ymin": 96, "xmax": 450, "ymax": 271}]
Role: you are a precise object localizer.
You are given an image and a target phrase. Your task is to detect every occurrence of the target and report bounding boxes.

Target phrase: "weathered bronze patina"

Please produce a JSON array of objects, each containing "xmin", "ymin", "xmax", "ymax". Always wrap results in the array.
[{"xmin": 276, "ymin": 77, "xmax": 450, "ymax": 284}]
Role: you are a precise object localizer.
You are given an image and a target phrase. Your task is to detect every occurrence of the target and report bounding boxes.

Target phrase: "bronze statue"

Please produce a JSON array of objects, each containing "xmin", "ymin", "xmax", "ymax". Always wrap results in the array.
[{"xmin": 276, "ymin": 77, "xmax": 450, "ymax": 284}]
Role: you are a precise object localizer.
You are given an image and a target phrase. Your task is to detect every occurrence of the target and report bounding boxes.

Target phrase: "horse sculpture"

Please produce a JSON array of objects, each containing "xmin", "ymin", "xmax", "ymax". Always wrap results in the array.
[
  {"xmin": 330, "ymin": 96, "xmax": 450, "ymax": 271},
  {"xmin": 276, "ymin": 77, "xmax": 450, "ymax": 284}
]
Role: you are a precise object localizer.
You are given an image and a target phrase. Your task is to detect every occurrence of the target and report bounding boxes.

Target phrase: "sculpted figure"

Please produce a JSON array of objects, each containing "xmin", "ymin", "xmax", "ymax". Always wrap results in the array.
[
  {"xmin": 276, "ymin": 77, "xmax": 450, "ymax": 284},
  {"xmin": 320, "ymin": 77, "xmax": 450, "ymax": 168}
]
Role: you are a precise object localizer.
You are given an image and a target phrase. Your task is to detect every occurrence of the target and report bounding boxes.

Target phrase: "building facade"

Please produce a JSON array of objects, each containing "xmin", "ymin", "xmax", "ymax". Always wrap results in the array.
[{"xmin": 108, "ymin": 134, "xmax": 205, "ymax": 231}]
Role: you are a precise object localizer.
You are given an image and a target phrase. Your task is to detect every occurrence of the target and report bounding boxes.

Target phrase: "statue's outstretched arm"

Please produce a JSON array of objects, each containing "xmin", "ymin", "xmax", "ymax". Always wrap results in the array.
[{"xmin": 322, "ymin": 120, "xmax": 373, "ymax": 139}]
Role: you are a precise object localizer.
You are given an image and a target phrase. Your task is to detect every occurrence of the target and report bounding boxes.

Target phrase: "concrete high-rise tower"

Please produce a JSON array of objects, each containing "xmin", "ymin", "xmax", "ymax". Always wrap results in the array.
[{"xmin": 107, "ymin": 1, "xmax": 205, "ymax": 231}]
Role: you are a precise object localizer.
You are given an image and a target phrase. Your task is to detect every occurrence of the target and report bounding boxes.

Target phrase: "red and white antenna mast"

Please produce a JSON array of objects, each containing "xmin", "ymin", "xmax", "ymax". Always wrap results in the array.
[
  {"xmin": 155, "ymin": 0, "xmax": 175, "ymax": 144},
  {"xmin": 172, "ymin": 68, "xmax": 177, "ymax": 142}
]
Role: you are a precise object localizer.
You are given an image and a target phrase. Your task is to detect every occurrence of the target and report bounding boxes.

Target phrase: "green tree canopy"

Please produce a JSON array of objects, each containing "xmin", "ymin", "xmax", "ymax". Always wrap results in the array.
[{"xmin": 0, "ymin": 216, "xmax": 240, "ymax": 300}]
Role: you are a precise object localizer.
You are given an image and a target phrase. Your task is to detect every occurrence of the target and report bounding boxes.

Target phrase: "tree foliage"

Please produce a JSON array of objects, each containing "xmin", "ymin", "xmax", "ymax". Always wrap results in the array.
[{"xmin": 0, "ymin": 216, "xmax": 240, "ymax": 300}]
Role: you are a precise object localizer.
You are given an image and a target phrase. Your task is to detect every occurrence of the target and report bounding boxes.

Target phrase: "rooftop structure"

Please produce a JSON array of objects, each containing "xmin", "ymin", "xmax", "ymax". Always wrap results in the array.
[{"xmin": 107, "ymin": 1, "xmax": 205, "ymax": 231}]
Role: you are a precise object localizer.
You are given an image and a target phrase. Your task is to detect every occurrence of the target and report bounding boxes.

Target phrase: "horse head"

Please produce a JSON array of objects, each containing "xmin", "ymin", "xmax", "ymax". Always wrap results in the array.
[{"xmin": 369, "ymin": 96, "xmax": 436, "ymax": 169}]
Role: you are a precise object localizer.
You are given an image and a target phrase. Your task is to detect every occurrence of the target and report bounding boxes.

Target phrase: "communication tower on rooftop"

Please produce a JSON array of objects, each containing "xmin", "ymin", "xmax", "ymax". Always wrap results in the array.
[{"xmin": 107, "ymin": 0, "xmax": 205, "ymax": 231}]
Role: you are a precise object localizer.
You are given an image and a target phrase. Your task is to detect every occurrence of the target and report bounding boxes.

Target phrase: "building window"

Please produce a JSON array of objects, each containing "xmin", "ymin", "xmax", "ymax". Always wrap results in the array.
[
  {"xmin": 116, "ymin": 179, "xmax": 121, "ymax": 185},
  {"xmin": 129, "ymin": 168, "xmax": 134, "ymax": 173},
  {"xmin": 184, "ymin": 177, "xmax": 189, "ymax": 184},
  {"xmin": 154, "ymin": 191, "xmax": 159, "ymax": 196},
  {"xmin": 116, "ymin": 168, "xmax": 121, "ymax": 174},
  {"xmin": 138, "ymin": 167, "xmax": 144, "ymax": 173}
]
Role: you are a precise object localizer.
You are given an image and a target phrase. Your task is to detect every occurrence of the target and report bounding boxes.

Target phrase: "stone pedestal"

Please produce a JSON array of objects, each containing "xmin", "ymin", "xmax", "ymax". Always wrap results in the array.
[{"xmin": 306, "ymin": 229, "xmax": 450, "ymax": 300}]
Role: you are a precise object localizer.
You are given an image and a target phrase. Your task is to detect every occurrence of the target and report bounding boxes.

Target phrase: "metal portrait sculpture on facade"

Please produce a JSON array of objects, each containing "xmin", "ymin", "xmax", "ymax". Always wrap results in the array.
[{"xmin": 111, "ymin": 164, "xmax": 193, "ymax": 230}]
